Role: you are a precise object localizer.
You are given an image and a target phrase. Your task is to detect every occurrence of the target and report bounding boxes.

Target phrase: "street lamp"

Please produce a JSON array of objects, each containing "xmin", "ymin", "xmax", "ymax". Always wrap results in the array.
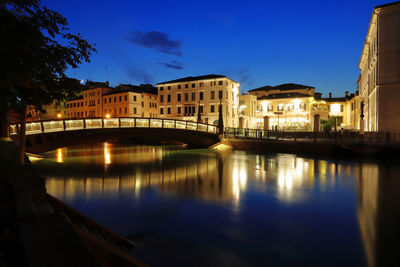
[
  {"xmin": 105, "ymin": 114, "xmax": 110, "ymax": 118},
  {"xmin": 57, "ymin": 113, "xmax": 62, "ymax": 119}
]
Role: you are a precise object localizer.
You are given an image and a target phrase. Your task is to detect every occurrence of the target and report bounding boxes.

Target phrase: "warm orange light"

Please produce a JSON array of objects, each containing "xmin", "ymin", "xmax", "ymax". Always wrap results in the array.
[
  {"xmin": 105, "ymin": 114, "xmax": 110, "ymax": 118},
  {"xmin": 57, "ymin": 113, "xmax": 62, "ymax": 118}
]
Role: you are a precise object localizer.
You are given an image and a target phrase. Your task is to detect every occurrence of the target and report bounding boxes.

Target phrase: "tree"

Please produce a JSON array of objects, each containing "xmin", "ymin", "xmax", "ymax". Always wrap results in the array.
[{"xmin": 0, "ymin": 0, "xmax": 96, "ymax": 163}]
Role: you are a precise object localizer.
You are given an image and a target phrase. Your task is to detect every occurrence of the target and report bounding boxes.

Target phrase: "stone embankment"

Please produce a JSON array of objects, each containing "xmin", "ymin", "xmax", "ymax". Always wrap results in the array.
[
  {"xmin": 217, "ymin": 138, "xmax": 400, "ymax": 159},
  {"xmin": 0, "ymin": 141, "xmax": 146, "ymax": 267}
]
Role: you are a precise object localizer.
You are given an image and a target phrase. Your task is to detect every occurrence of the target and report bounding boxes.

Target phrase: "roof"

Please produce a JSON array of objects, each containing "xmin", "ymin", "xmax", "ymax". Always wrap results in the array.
[
  {"xmin": 374, "ymin": 1, "xmax": 400, "ymax": 10},
  {"xmin": 67, "ymin": 96, "xmax": 83, "ymax": 102},
  {"xmin": 104, "ymin": 84, "xmax": 157, "ymax": 96},
  {"xmin": 249, "ymin": 83, "xmax": 314, "ymax": 92},
  {"xmin": 157, "ymin": 74, "xmax": 234, "ymax": 85},
  {"xmin": 258, "ymin": 92, "xmax": 311, "ymax": 100},
  {"xmin": 322, "ymin": 97, "xmax": 347, "ymax": 102}
]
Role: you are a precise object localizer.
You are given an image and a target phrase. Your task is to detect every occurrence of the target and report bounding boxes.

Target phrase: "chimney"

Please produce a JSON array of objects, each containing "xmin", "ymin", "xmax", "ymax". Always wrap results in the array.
[
  {"xmin": 345, "ymin": 91, "xmax": 349, "ymax": 97},
  {"xmin": 329, "ymin": 92, "xmax": 332, "ymax": 98}
]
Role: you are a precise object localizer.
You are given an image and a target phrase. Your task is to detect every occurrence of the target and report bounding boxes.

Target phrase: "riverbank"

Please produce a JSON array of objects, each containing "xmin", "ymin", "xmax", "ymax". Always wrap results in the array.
[
  {"xmin": 0, "ymin": 141, "xmax": 146, "ymax": 267},
  {"xmin": 218, "ymin": 138, "xmax": 400, "ymax": 159}
]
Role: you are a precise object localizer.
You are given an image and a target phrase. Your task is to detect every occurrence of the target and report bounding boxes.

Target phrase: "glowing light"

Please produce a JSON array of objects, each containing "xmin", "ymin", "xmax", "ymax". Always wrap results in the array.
[
  {"xmin": 105, "ymin": 114, "xmax": 111, "ymax": 118},
  {"xmin": 330, "ymin": 104, "xmax": 341, "ymax": 114},
  {"xmin": 57, "ymin": 113, "xmax": 62, "ymax": 118},
  {"xmin": 104, "ymin": 142, "xmax": 111, "ymax": 164},
  {"xmin": 57, "ymin": 148, "xmax": 63, "ymax": 163}
]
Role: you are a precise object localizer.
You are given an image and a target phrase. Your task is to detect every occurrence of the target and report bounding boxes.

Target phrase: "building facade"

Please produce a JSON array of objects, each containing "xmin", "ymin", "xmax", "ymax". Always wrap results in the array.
[
  {"xmin": 156, "ymin": 75, "xmax": 240, "ymax": 127},
  {"xmin": 238, "ymin": 94, "xmax": 257, "ymax": 129},
  {"xmin": 359, "ymin": 1, "xmax": 400, "ymax": 132},
  {"xmin": 249, "ymin": 83, "xmax": 359, "ymax": 131},
  {"xmin": 66, "ymin": 83, "xmax": 158, "ymax": 119}
]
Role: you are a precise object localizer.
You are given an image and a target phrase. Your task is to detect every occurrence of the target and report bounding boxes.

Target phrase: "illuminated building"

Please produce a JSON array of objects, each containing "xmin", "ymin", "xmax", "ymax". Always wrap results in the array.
[
  {"xmin": 359, "ymin": 1, "xmax": 400, "ymax": 132},
  {"xmin": 249, "ymin": 83, "xmax": 359, "ymax": 131},
  {"xmin": 156, "ymin": 75, "xmax": 240, "ymax": 127},
  {"xmin": 66, "ymin": 82, "xmax": 158, "ymax": 118},
  {"xmin": 238, "ymin": 94, "xmax": 257, "ymax": 128}
]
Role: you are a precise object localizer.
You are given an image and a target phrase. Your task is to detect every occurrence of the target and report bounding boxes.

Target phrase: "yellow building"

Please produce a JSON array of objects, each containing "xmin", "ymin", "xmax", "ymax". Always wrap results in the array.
[
  {"xmin": 238, "ymin": 94, "xmax": 257, "ymax": 129},
  {"xmin": 359, "ymin": 1, "xmax": 400, "ymax": 132},
  {"xmin": 66, "ymin": 82, "xmax": 158, "ymax": 119},
  {"xmin": 156, "ymin": 75, "xmax": 240, "ymax": 127},
  {"xmin": 249, "ymin": 83, "xmax": 359, "ymax": 131}
]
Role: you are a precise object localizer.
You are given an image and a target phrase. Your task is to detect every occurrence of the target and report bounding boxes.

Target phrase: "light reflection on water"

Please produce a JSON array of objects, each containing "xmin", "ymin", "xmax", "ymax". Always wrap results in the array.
[{"xmin": 32, "ymin": 142, "xmax": 400, "ymax": 267}]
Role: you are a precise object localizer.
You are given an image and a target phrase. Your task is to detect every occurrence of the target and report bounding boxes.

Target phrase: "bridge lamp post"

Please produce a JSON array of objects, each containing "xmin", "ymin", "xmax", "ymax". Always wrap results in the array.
[
  {"xmin": 57, "ymin": 113, "xmax": 62, "ymax": 119},
  {"xmin": 105, "ymin": 114, "xmax": 111, "ymax": 119}
]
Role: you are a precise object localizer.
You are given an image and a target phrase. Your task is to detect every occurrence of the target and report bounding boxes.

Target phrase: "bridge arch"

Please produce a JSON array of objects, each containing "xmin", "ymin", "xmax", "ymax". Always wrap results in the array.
[{"xmin": 10, "ymin": 118, "xmax": 220, "ymax": 153}]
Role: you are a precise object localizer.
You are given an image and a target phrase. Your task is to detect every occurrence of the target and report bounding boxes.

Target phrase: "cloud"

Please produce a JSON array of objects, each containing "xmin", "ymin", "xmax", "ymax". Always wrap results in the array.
[
  {"xmin": 237, "ymin": 67, "xmax": 254, "ymax": 87},
  {"xmin": 126, "ymin": 30, "xmax": 182, "ymax": 56},
  {"xmin": 159, "ymin": 60, "xmax": 183, "ymax": 70},
  {"xmin": 126, "ymin": 66, "xmax": 153, "ymax": 84}
]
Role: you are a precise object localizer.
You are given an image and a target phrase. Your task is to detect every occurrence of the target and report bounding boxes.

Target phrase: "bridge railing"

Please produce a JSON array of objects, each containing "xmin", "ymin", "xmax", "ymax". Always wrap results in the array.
[
  {"xmin": 10, "ymin": 117, "xmax": 218, "ymax": 136},
  {"xmin": 224, "ymin": 127, "xmax": 400, "ymax": 144}
]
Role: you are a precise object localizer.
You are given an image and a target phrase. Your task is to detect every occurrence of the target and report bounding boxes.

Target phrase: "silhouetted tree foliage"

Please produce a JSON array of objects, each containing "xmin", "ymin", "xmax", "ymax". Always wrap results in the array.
[{"xmin": 0, "ymin": 0, "xmax": 96, "ymax": 163}]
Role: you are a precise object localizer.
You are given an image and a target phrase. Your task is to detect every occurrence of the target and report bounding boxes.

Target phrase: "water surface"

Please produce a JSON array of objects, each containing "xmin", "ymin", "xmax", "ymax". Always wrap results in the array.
[{"xmin": 32, "ymin": 142, "xmax": 400, "ymax": 266}]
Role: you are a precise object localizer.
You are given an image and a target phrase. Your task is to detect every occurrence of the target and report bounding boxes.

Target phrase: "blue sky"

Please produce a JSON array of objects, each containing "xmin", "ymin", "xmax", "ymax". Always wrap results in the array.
[{"xmin": 42, "ymin": 0, "xmax": 388, "ymax": 96}]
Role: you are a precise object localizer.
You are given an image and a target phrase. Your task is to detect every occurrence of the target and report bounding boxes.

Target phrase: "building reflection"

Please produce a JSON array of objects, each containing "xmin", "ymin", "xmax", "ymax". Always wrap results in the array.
[
  {"xmin": 355, "ymin": 164, "xmax": 400, "ymax": 267},
  {"xmin": 41, "ymin": 144, "xmax": 400, "ymax": 267}
]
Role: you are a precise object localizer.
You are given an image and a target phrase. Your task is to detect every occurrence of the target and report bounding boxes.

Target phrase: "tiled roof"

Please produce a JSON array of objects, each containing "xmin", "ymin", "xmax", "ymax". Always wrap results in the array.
[
  {"xmin": 249, "ymin": 83, "xmax": 314, "ymax": 92},
  {"xmin": 157, "ymin": 74, "xmax": 229, "ymax": 85},
  {"xmin": 103, "ymin": 84, "xmax": 157, "ymax": 96},
  {"xmin": 258, "ymin": 92, "xmax": 311, "ymax": 100}
]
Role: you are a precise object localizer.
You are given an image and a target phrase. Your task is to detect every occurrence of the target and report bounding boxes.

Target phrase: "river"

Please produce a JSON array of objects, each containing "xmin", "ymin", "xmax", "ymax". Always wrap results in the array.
[{"xmin": 31, "ymin": 142, "xmax": 400, "ymax": 266}]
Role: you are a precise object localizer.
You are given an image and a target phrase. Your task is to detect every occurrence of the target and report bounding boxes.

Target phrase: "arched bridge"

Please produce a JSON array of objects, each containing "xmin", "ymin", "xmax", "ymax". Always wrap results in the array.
[{"xmin": 10, "ymin": 118, "xmax": 220, "ymax": 153}]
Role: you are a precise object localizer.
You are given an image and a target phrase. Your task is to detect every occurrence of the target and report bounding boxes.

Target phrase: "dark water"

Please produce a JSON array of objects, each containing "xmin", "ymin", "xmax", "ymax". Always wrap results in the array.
[{"xmin": 31, "ymin": 142, "xmax": 400, "ymax": 267}]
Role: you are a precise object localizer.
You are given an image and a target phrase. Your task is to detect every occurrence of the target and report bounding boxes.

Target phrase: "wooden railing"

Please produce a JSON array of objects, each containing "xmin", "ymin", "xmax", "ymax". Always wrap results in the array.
[{"xmin": 9, "ymin": 117, "xmax": 218, "ymax": 135}]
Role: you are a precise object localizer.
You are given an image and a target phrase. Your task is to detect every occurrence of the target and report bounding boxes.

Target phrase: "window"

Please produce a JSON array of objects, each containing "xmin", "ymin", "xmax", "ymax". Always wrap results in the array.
[
  {"xmin": 134, "ymin": 96, "xmax": 137, "ymax": 101},
  {"xmin": 119, "ymin": 107, "xmax": 122, "ymax": 114},
  {"xmin": 160, "ymin": 95, "xmax": 164, "ymax": 103},
  {"xmin": 200, "ymin": 92, "xmax": 203, "ymax": 100},
  {"xmin": 185, "ymin": 84, "xmax": 188, "ymax": 89},
  {"xmin": 98, "ymin": 99, "xmax": 100, "ymax": 104},
  {"xmin": 191, "ymin": 83, "xmax": 195, "ymax": 88},
  {"xmin": 142, "ymin": 102, "xmax": 144, "ymax": 107},
  {"xmin": 114, "ymin": 97, "xmax": 116, "ymax": 103},
  {"xmin": 267, "ymin": 104, "xmax": 273, "ymax": 112},
  {"xmin": 192, "ymin": 92, "xmax": 195, "ymax": 101},
  {"xmin": 218, "ymin": 81, "xmax": 223, "ymax": 85},
  {"xmin": 210, "ymin": 105, "xmax": 215, "ymax": 113},
  {"xmin": 192, "ymin": 106, "xmax": 196, "ymax": 113},
  {"xmin": 218, "ymin": 90, "xmax": 223, "ymax": 99},
  {"xmin": 167, "ymin": 95, "xmax": 171, "ymax": 102},
  {"xmin": 278, "ymin": 105, "xmax": 284, "ymax": 111},
  {"xmin": 184, "ymin": 106, "xmax": 188, "ymax": 114},
  {"xmin": 199, "ymin": 82, "xmax": 204, "ymax": 87},
  {"xmin": 125, "ymin": 95, "xmax": 127, "ymax": 101},
  {"xmin": 199, "ymin": 106, "xmax": 203, "ymax": 113},
  {"xmin": 168, "ymin": 86, "xmax": 171, "ymax": 90},
  {"xmin": 178, "ymin": 107, "xmax": 181, "ymax": 114},
  {"xmin": 211, "ymin": 91, "xmax": 215, "ymax": 100},
  {"xmin": 160, "ymin": 86, "xmax": 164, "ymax": 91},
  {"xmin": 160, "ymin": 108, "xmax": 164, "ymax": 114},
  {"xmin": 178, "ymin": 85, "xmax": 181, "ymax": 89},
  {"xmin": 119, "ymin": 96, "xmax": 121, "ymax": 102},
  {"xmin": 134, "ymin": 107, "xmax": 137, "ymax": 114},
  {"xmin": 185, "ymin": 93, "xmax": 188, "ymax": 101},
  {"xmin": 177, "ymin": 94, "xmax": 181, "ymax": 102},
  {"xmin": 167, "ymin": 107, "xmax": 171, "ymax": 114},
  {"xmin": 104, "ymin": 99, "xmax": 106, "ymax": 104},
  {"xmin": 109, "ymin": 97, "xmax": 111, "ymax": 103},
  {"xmin": 125, "ymin": 107, "xmax": 127, "ymax": 114}
]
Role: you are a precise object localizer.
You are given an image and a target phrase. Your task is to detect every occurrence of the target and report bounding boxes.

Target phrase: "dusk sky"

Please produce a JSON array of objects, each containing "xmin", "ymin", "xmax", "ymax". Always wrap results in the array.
[{"xmin": 42, "ymin": 0, "xmax": 388, "ymax": 97}]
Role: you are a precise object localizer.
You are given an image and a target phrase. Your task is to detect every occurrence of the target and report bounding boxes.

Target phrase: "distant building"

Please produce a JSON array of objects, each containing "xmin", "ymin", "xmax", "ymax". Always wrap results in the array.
[
  {"xmin": 66, "ymin": 82, "xmax": 158, "ymax": 119},
  {"xmin": 238, "ymin": 94, "xmax": 257, "ymax": 129},
  {"xmin": 156, "ymin": 75, "xmax": 240, "ymax": 127},
  {"xmin": 359, "ymin": 1, "xmax": 400, "ymax": 132},
  {"xmin": 249, "ymin": 83, "xmax": 358, "ymax": 131}
]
